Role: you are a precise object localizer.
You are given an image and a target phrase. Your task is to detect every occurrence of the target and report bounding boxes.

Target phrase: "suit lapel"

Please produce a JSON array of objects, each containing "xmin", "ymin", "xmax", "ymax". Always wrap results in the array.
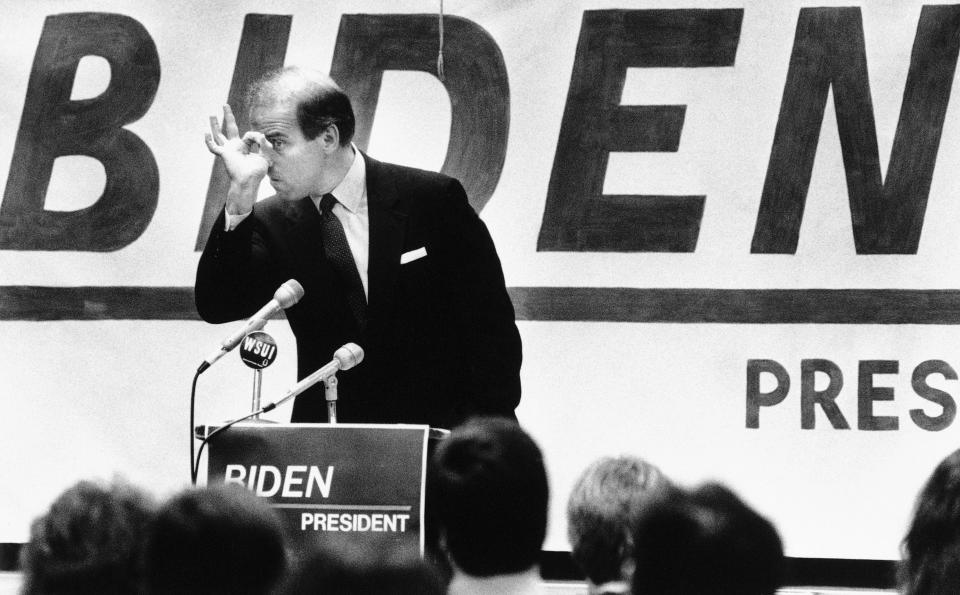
[{"xmin": 364, "ymin": 154, "xmax": 406, "ymax": 324}]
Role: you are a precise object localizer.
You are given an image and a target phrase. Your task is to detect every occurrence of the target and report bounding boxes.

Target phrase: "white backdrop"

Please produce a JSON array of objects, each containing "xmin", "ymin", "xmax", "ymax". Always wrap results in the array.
[{"xmin": 3, "ymin": 0, "xmax": 960, "ymax": 560}]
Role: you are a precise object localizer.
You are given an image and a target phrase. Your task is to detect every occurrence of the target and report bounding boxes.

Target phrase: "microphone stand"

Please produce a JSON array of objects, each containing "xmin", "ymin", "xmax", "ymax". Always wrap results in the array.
[
  {"xmin": 325, "ymin": 374, "xmax": 338, "ymax": 424},
  {"xmin": 240, "ymin": 330, "xmax": 277, "ymax": 423},
  {"xmin": 251, "ymin": 368, "xmax": 263, "ymax": 420}
]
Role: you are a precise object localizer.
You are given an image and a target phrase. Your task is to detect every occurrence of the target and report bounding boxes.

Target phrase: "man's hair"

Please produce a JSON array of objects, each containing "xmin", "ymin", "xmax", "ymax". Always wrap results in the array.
[
  {"xmin": 142, "ymin": 483, "xmax": 287, "ymax": 595},
  {"xmin": 429, "ymin": 416, "xmax": 549, "ymax": 577},
  {"xmin": 19, "ymin": 478, "xmax": 156, "ymax": 595},
  {"xmin": 567, "ymin": 455, "xmax": 673, "ymax": 585},
  {"xmin": 279, "ymin": 541, "xmax": 443, "ymax": 595},
  {"xmin": 630, "ymin": 482, "xmax": 784, "ymax": 595},
  {"xmin": 900, "ymin": 447, "xmax": 960, "ymax": 595},
  {"xmin": 247, "ymin": 66, "xmax": 355, "ymax": 145}
]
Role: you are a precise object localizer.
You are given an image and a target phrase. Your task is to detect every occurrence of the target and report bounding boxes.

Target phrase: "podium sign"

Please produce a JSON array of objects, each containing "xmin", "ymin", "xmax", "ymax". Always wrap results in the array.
[{"xmin": 206, "ymin": 423, "xmax": 430, "ymax": 555}]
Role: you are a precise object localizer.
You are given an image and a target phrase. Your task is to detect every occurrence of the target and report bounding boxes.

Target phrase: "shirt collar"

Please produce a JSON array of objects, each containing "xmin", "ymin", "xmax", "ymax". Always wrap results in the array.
[
  {"xmin": 312, "ymin": 144, "xmax": 366, "ymax": 213},
  {"xmin": 447, "ymin": 567, "xmax": 542, "ymax": 595},
  {"xmin": 589, "ymin": 580, "xmax": 631, "ymax": 594}
]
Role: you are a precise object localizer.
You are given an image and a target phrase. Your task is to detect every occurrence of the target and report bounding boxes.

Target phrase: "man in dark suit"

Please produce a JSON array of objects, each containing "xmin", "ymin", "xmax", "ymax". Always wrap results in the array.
[{"xmin": 195, "ymin": 67, "xmax": 521, "ymax": 429}]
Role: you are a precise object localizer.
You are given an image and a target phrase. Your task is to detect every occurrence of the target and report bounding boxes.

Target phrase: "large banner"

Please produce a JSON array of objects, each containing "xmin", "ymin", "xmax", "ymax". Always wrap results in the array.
[{"xmin": 3, "ymin": 0, "xmax": 960, "ymax": 562}]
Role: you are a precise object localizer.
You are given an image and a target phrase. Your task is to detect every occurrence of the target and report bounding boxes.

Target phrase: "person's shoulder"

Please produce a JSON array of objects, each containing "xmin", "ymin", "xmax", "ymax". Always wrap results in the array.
[
  {"xmin": 366, "ymin": 155, "xmax": 458, "ymax": 191},
  {"xmin": 364, "ymin": 155, "xmax": 471, "ymax": 220}
]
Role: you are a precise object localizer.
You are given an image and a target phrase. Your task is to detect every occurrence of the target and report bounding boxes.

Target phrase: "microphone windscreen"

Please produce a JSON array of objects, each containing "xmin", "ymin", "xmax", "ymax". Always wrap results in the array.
[
  {"xmin": 239, "ymin": 331, "xmax": 278, "ymax": 369},
  {"xmin": 274, "ymin": 279, "xmax": 305, "ymax": 308},
  {"xmin": 334, "ymin": 343, "xmax": 364, "ymax": 370}
]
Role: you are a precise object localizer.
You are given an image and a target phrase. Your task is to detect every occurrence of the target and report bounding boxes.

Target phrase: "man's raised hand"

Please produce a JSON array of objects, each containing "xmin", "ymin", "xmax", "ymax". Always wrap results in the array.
[{"xmin": 204, "ymin": 104, "xmax": 275, "ymax": 215}]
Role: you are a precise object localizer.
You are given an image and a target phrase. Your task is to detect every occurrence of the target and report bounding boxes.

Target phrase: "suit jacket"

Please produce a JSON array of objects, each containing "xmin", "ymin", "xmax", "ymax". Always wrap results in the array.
[{"xmin": 195, "ymin": 155, "xmax": 522, "ymax": 429}]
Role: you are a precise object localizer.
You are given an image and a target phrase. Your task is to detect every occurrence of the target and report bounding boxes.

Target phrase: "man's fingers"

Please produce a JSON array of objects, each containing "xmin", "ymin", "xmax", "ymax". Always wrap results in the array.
[
  {"xmin": 242, "ymin": 131, "xmax": 273, "ymax": 159},
  {"xmin": 204, "ymin": 133, "xmax": 222, "ymax": 155},
  {"xmin": 241, "ymin": 130, "xmax": 262, "ymax": 151},
  {"xmin": 208, "ymin": 116, "xmax": 224, "ymax": 144},
  {"xmin": 208, "ymin": 105, "xmax": 240, "ymax": 142},
  {"xmin": 222, "ymin": 104, "xmax": 240, "ymax": 138},
  {"xmin": 204, "ymin": 135, "xmax": 226, "ymax": 156}
]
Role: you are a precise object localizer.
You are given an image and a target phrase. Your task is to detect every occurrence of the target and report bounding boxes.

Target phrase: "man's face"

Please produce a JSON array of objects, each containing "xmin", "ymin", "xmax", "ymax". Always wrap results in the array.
[{"xmin": 250, "ymin": 99, "xmax": 327, "ymax": 200}]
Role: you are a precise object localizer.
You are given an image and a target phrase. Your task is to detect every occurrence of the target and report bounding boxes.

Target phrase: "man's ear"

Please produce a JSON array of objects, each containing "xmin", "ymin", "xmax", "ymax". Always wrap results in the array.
[{"xmin": 319, "ymin": 124, "xmax": 340, "ymax": 151}]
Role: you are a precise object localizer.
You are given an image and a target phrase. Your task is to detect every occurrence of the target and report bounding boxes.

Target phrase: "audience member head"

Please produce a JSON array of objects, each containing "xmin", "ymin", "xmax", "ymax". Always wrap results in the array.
[
  {"xmin": 279, "ymin": 540, "xmax": 443, "ymax": 595},
  {"xmin": 630, "ymin": 482, "xmax": 784, "ymax": 595},
  {"xmin": 429, "ymin": 416, "xmax": 549, "ymax": 578},
  {"xmin": 246, "ymin": 66, "xmax": 355, "ymax": 145},
  {"xmin": 143, "ymin": 483, "xmax": 286, "ymax": 595},
  {"xmin": 567, "ymin": 455, "xmax": 673, "ymax": 592},
  {"xmin": 19, "ymin": 478, "xmax": 155, "ymax": 595},
  {"xmin": 900, "ymin": 447, "xmax": 960, "ymax": 595}
]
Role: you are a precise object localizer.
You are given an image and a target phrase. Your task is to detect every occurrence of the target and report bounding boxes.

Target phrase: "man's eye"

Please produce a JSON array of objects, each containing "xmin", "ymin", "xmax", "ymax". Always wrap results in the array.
[{"xmin": 271, "ymin": 139, "xmax": 284, "ymax": 148}]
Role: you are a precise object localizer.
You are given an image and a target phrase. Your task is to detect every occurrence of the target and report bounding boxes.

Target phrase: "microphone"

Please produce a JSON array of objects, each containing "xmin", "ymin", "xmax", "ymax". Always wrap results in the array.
[
  {"xmin": 198, "ymin": 279, "xmax": 304, "ymax": 373},
  {"xmin": 258, "ymin": 343, "xmax": 364, "ymax": 413},
  {"xmin": 239, "ymin": 331, "xmax": 278, "ymax": 419}
]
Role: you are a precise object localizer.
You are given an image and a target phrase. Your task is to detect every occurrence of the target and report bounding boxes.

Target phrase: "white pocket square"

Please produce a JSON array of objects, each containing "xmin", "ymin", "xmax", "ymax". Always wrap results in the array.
[{"xmin": 400, "ymin": 246, "xmax": 427, "ymax": 264}]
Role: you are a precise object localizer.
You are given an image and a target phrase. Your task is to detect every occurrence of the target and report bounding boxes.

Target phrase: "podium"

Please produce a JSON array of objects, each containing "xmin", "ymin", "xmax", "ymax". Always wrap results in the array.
[{"xmin": 200, "ymin": 423, "xmax": 444, "ymax": 556}]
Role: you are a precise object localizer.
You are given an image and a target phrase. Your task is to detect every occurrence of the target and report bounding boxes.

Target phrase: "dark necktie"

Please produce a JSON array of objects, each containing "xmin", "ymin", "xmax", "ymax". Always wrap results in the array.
[{"xmin": 319, "ymin": 193, "xmax": 367, "ymax": 329}]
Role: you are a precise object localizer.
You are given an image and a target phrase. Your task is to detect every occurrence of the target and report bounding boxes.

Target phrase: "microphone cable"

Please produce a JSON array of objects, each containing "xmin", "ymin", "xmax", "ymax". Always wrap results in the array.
[
  {"xmin": 191, "ymin": 402, "xmax": 277, "ymax": 485},
  {"xmin": 190, "ymin": 367, "xmax": 201, "ymax": 485}
]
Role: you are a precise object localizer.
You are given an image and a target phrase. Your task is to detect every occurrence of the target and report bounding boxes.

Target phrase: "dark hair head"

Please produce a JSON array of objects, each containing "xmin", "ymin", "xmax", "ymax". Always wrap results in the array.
[
  {"xmin": 20, "ymin": 478, "xmax": 156, "ymax": 595},
  {"xmin": 143, "ymin": 483, "xmax": 287, "ymax": 595},
  {"xmin": 567, "ymin": 455, "xmax": 673, "ymax": 585},
  {"xmin": 279, "ymin": 541, "xmax": 443, "ymax": 595},
  {"xmin": 900, "ymin": 448, "xmax": 960, "ymax": 595},
  {"xmin": 429, "ymin": 416, "xmax": 549, "ymax": 577},
  {"xmin": 247, "ymin": 66, "xmax": 355, "ymax": 145},
  {"xmin": 631, "ymin": 482, "xmax": 784, "ymax": 595}
]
